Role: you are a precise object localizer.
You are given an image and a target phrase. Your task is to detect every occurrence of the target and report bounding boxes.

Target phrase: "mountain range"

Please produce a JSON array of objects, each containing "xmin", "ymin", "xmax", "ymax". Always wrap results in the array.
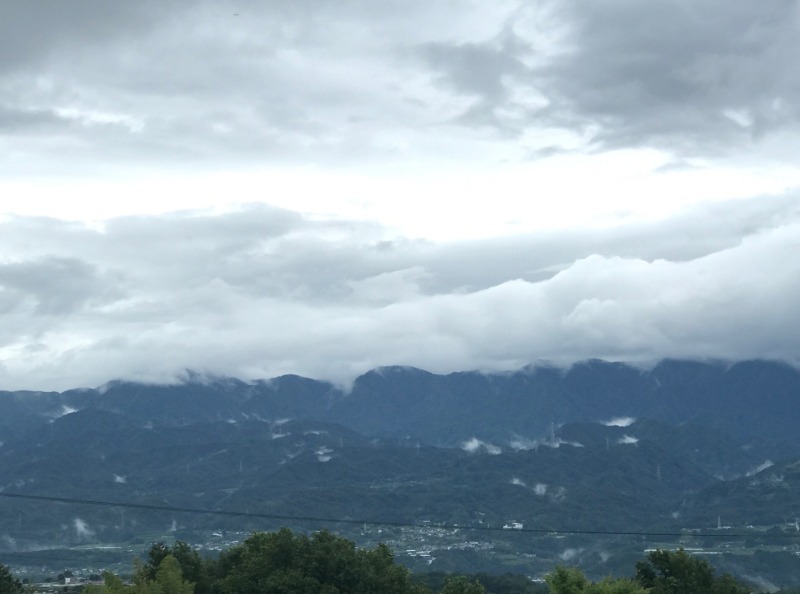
[{"xmin": 2, "ymin": 359, "xmax": 800, "ymax": 585}]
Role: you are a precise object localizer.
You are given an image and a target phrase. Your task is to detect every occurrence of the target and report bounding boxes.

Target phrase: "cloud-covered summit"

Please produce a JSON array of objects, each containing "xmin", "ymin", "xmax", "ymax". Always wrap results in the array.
[
  {"xmin": 1, "ymin": 2, "xmax": 799, "ymax": 390},
  {"xmin": 1, "ymin": 197, "xmax": 797, "ymax": 391}
]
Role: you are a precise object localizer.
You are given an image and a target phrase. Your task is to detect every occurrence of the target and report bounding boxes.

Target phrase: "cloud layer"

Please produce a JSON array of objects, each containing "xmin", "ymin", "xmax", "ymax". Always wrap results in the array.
[
  {"xmin": 2, "ymin": 2, "xmax": 800, "ymax": 390},
  {"xmin": 2, "ymin": 0, "xmax": 800, "ymax": 174},
  {"xmin": 1, "ymin": 197, "xmax": 798, "ymax": 390}
]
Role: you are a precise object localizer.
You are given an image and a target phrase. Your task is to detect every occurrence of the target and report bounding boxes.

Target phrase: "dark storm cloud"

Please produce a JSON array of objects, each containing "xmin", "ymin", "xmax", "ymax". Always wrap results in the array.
[
  {"xmin": 0, "ymin": 1, "xmax": 530, "ymax": 171},
  {"xmin": 418, "ymin": 0, "xmax": 800, "ymax": 152},
  {"xmin": 537, "ymin": 0, "xmax": 800, "ymax": 150},
  {"xmin": 3, "ymin": 0, "xmax": 798, "ymax": 167}
]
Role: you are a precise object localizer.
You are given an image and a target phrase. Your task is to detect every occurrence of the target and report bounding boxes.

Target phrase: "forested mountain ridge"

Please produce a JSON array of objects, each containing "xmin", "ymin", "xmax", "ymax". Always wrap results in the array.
[
  {"xmin": 2, "ymin": 359, "xmax": 799, "ymax": 447},
  {"xmin": 3, "ymin": 358, "xmax": 800, "ymax": 585}
]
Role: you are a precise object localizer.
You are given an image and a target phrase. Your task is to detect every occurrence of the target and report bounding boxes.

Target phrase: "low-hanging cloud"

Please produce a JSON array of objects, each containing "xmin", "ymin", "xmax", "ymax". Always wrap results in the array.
[
  {"xmin": 603, "ymin": 417, "xmax": 636, "ymax": 428},
  {"xmin": 461, "ymin": 438, "xmax": 502, "ymax": 455},
  {"xmin": 0, "ymin": 198, "xmax": 798, "ymax": 391},
  {"xmin": 73, "ymin": 517, "xmax": 94, "ymax": 540}
]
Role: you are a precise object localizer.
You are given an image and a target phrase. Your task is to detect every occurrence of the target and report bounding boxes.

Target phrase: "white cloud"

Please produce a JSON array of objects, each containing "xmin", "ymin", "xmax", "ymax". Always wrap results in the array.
[
  {"xmin": 53, "ymin": 405, "xmax": 78, "ymax": 418},
  {"xmin": 0, "ymin": 198, "xmax": 797, "ymax": 390},
  {"xmin": 0, "ymin": 2, "xmax": 799, "ymax": 390},
  {"xmin": 746, "ymin": 460, "xmax": 775, "ymax": 477},
  {"xmin": 461, "ymin": 438, "xmax": 502, "ymax": 455},
  {"xmin": 603, "ymin": 417, "xmax": 636, "ymax": 428},
  {"xmin": 509, "ymin": 436, "xmax": 539, "ymax": 451},
  {"xmin": 559, "ymin": 548, "xmax": 581, "ymax": 562},
  {"xmin": 73, "ymin": 517, "xmax": 94, "ymax": 539}
]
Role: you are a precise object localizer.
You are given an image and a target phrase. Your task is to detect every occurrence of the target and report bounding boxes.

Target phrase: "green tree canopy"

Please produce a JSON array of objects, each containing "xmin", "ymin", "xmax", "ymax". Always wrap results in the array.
[
  {"xmin": 85, "ymin": 554, "xmax": 195, "ymax": 594},
  {"xmin": 634, "ymin": 549, "xmax": 749, "ymax": 594},
  {"xmin": 216, "ymin": 527, "xmax": 427, "ymax": 594},
  {"xmin": 0, "ymin": 563, "xmax": 25, "ymax": 594},
  {"xmin": 546, "ymin": 566, "xmax": 646, "ymax": 594},
  {"xmin": 546, "ymin": 566, "xmax": 589, "ymax": 594},
  {"xmin": 439, "ymin": 575, "xmax": 486, "ymax": 594},
  {"xmin": 143, "ymin": 541, "xmax": 210, "ymax": 594}
]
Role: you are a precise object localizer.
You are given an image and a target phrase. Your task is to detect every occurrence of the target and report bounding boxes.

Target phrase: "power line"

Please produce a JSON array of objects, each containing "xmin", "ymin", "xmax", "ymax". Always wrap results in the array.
[{"xmin": 0, "ymin": 491, "xmax": 793, "ymax": 540}]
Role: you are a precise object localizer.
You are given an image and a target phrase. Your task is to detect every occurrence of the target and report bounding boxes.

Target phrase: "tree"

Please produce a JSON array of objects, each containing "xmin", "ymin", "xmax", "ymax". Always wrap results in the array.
[
  {"xmin": 588, "ymin": 577, "xmax": 647, "ymax": 594},
  {"xmin": 414, "ymin": 572, "xmax": 546, "ymax": 594},
  {"xmin": 143, "ymin": 541, "xmax": 210, "ymax": 594},
  {"xmin": 634, "ymin": 549, "xmax": 749, "ymax": 594},
  {"xmin": 439, "ymin": 575, "xmax": 486, "ymax": 594},
  {"xmin": 84, "ymin": 571, "xmax": 132, "ymax": 594},
  {"xmin": 546, "ymin": 566, "xmax": 589, "ymax": 594},
  {"xmin": 85, "ymin": 554, "xmax": 194, "ymax": 594},
  {"xmin": 545, "ymin": 566, "xmax": 646, "ymax": 594},
  {"xmin": 215, "ymin": 528, "xmax": 428, "ymax": 594},
  {"xmin": 146, "ymin": 554, "xmax": 194, "ymax": 594},
  {"xmin": 0, "ymin": 563, "xmax": 25, "ymax": 594}
]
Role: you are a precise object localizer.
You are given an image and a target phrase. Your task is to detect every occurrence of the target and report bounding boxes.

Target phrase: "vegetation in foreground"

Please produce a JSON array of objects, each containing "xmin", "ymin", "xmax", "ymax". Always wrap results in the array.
[
  {"xmin": 1, "ymin": 561, "xmax": 26, "ymax": 594},
  {"xmin": 1, "ymin": 529, "xmax": 759, "ymax": 593}
]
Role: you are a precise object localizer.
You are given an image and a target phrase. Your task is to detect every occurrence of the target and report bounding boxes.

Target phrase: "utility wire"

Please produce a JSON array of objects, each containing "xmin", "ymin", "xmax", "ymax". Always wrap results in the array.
[{"xmin": 1, "ymin": 491, "xmax": 794, "ymax": 540}]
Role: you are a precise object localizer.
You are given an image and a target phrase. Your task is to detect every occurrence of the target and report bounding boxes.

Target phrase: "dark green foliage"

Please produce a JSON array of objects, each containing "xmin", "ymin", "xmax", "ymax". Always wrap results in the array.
[
  {"xmin": 215, "ymin": 528, "xmax": 426, "ymax": 594},
  {"xmin": 415, "ymin": 572, "xmax": 547, "ymax": 594},
  {"xmin": 544, "ymin": 565, "xmax": 647, "ymax": 594},
  {"xmin": 634, "ymin": 549, "xmax": 749, "ymax": 594},
  {"xmin": 544, "ymin": 558, "xmax": 750, "ymax": 594},
  {"xmin": 475, "ymin": 573, "xmax": 549, "ymax": 594},
  {"xmin": 439, "ymin": 575, "xmax": 486, "ymax": 594},
  {"xmin": 85, "ymin": 555, "xmax": 194, "ymax": 594},
  {"xmin": 546, "ymin": 566, "xmax": 589, "ymax": 594},
  {"xmin": 143, "ymin": 541, "xmax": 211, "ymax": 594},
  {"xmin": 0, "ymin": 563, "xmax": 25, "ymax": 594}
]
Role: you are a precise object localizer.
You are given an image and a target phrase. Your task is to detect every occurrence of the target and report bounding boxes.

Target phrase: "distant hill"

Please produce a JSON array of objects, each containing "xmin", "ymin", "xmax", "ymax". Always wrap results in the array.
[
  {"xmin": 3, "ymin": 358, "xmax": 800, "ymax": 584},
  {"xmin": 0, "ymin": 413, "xmax": 717, "ymax": 540},
  {"xmin": 2, "ymin": 359, "xmax": 799, "ymax": 447}
]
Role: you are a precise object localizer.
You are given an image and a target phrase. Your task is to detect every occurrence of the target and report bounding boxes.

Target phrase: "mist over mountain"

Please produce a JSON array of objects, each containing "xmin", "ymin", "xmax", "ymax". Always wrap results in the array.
[
  {"xmin": 3, "ymin": 358, "xmax": 800, "ymax": 584},
  {"xmin": 3, "ymin": 358, "xmax": 798, "ymax": 447}
]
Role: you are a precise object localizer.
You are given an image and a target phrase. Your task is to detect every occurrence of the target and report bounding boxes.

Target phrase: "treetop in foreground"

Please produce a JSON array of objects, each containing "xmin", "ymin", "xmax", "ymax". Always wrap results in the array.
[{"xmin": 86, "ymin": 528, "xmax": 481, "ymax": 594}]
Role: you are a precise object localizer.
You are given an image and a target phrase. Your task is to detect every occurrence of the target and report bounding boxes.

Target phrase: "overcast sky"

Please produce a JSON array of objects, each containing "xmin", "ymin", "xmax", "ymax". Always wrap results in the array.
[{"xmin": 1, "ymin": 1, "xmax": 799, "ymax": 391}]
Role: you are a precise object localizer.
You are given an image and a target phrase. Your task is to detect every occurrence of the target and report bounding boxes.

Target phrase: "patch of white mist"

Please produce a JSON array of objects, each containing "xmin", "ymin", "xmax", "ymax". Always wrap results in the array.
[
  {"xmin": 559, "ymin": 548, "xmax": 582, "ymax": 562},
  {"xmin": 509, "ymin": 434, "xmax": 582, "ymax": 450},
  {"xmin": 603, "ymin": 417, "xmax": 636, "ymax": 427},
  {"xmin": 461, "ymin": 438, "xmax": 502, "ymax": 455},
  {"xmin": 74, "ymin": 518, "xmax": 94, "ymax": 540},
  {"xmin": 509, "ymin": 435, "xmax": 538, "ymax": 451},
  {"xmin": 746, "ymin": 460, "xmax": 774, "ymax": 476}
]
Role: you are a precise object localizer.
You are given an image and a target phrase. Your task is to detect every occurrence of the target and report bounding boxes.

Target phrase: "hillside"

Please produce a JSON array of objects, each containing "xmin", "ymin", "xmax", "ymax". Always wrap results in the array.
[{"xmin": 2, "ymin": 359, "xmax": 800, "ymax": 584}]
